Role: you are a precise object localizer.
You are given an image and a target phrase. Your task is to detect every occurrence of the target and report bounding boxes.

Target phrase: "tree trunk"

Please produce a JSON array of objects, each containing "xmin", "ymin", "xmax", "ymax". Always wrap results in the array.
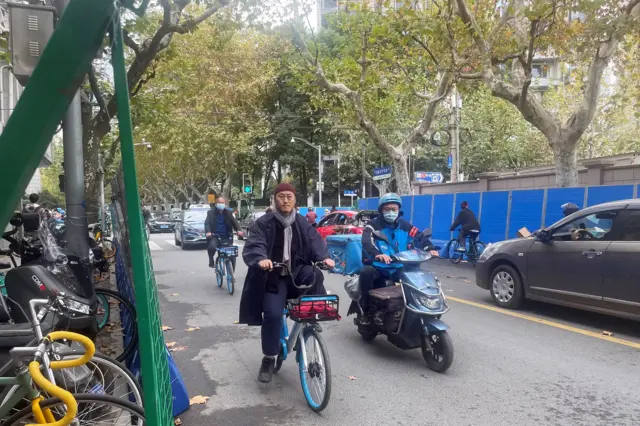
[
  {"xmin": 551, "ymin": 139, "xmax": 579, "ymax": 187},
  {"xmin": 391, "ymin": 152, "xmax": 411, "ymax": 195}
]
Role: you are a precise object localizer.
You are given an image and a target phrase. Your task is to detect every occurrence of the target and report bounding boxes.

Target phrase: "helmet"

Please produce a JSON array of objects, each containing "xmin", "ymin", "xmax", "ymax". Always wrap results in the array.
[
  {"xmin": 561, "ymin": 202, "xmax": 579, "ymax": 217},
  {"xmin": 378, "ymin": 193, "xmax": 402, "ymax": 212}
]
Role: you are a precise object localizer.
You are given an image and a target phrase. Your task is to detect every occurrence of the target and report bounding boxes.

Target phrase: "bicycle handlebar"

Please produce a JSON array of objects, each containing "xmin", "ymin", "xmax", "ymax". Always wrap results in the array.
[
  {"xmin": 27, "ymin": 331, "xmax": 96, "ymax": 426},
  {"xmin": 271, "ymin": 261, "xmax": 328, "ymax": 290}
]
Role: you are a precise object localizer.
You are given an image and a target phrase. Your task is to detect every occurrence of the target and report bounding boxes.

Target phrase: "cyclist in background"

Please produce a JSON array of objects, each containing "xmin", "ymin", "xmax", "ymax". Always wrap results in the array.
[
  {"xmin": 205, "ymin": 197, "xmax": 240, "ymax": 270},
  {"xmin": 450, "ymin": 200, "xmax": 480, "ymax": 252}
]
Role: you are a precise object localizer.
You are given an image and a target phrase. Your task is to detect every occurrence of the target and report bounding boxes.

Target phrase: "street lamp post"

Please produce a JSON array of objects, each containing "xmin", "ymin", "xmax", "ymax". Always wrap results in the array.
[{"xmin": 291, "ymin": 137, "xmax": 322, "ymax": 207}]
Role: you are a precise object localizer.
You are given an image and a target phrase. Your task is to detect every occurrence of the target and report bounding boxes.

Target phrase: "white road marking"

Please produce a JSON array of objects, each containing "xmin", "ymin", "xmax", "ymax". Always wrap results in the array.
[
  {"xmin": 165, "ymin": 240, "xmax": 176, "ymax": 246},
  {"xmin": 148, "ymin": 241, "xmax": 163, "ymax": 251}
]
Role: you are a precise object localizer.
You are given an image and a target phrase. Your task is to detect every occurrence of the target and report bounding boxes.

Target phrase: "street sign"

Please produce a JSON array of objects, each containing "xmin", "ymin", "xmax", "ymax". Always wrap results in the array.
[
  {"xmin": 447, "ymin": 154, "xmax": 453, "ymax": 169},
  {"xmin": 344, "ymin": 189, "xmax": 357, "ymax": 196},
  {"xmin": 316, "ymin": 181, "xmax": 325, "ymax": 190},
  {"xmin": 373, "ymin": 166, "xmax": 392, "ymax": 181},
  {"xmin": 415, "ymin": 172, "xmax": 444, "ymax": 184}
]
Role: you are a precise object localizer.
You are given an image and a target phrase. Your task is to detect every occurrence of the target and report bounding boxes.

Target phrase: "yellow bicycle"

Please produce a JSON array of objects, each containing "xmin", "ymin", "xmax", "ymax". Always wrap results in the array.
[{"xmin": 0, "ymin": 331, "xmax": 145, "ymax": 425}]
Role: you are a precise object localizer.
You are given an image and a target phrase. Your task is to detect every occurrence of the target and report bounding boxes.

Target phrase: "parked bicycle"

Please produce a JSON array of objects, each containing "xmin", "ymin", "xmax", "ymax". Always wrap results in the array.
[
  {"xmin": 271, "ymin": 262, "xmax": 339, "ymax": 413},
  {"xmin": 448, "ymin": 229, "xmax": 485, "ymax": 266},
  {"xmin": 214, "ymin": 237, "xmax": 238, "ymax": 295}
]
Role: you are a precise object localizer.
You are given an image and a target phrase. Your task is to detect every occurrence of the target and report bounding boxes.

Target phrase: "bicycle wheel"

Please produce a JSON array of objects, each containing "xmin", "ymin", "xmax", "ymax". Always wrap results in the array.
[
  {"xmin": 215, "ymin": 257, "xmax": 223, "ymax": 288},
  {"xmin": 297, "ymin": 327, "xmax": 331, "ymax": 412},
  {"xmin": 4, "ymin": 393, "xmax": 145, "ymax": 425},
  {"xmin": 94, "ymin": 289, "xmax": 138, "ymax": 363},
  {"xmin": 101, "ymin": 238, "xmax": 116, "ymax": 260},
  {"xmin": 470, "ymin": 241, "xmax": 486, "ymax": 266},
  {"xmin": 225, "ymin": 259, "xmax": 235, "ymax": 295},
  {"xmin": 448, "ymin": 239, "xmax": 462, "ymax": 264}
]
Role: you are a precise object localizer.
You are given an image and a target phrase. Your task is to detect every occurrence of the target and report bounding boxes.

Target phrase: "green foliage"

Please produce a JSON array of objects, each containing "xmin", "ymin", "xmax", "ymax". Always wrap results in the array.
[{"xmin": 40, "ymin": 141, "xmax": 65, "ymax": 205}]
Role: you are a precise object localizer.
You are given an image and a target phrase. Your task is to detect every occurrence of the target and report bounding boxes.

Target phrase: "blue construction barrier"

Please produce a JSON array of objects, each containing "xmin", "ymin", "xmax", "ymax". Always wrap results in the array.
[{"xmin": 356, "ymin": 183, "xmax": 637, "ymax": 245}]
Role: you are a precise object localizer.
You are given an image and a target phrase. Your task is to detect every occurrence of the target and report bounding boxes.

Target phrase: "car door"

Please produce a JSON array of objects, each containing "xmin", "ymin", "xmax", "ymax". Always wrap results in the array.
[
  {"xmin": 317, "ymin": 214, "xmax": 337, "ymax": 238},
  {"xmin": 526, "ymin": 210, "xmax": 618, "ymax": 306},
  {"xmin": 332, "ymin": 213, "xmax": 348, "ymax": 235},
  {"xmin": 600, "ymin": 209, "xmax": 640, "ymax": 315}
]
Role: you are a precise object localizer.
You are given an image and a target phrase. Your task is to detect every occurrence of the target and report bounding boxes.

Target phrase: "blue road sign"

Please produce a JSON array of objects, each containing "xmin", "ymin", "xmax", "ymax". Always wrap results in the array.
[
  {"xmin": 344, "ymin": 189, "xmax": 357, "ymax": 196},
  {"xmin": 373, "ymin": 166, "xmax": 392, "ymax": 180},
  {"xmin": 447, "ymin": 154, "xmax": 452, "ymax": 169},
  {"xmin": 415, "ymin": 171, "xmax": 444, "ymax": 183}
]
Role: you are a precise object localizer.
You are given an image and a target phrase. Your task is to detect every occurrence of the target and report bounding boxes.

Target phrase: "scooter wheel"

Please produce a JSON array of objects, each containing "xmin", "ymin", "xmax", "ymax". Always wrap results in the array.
[
  {"xmin": 421, "ymin": 330, "xmax": 454, "ymax": 373},
  {"xmin": 358, "ymin": 329, "xmax": 377, "ymax": 341}
]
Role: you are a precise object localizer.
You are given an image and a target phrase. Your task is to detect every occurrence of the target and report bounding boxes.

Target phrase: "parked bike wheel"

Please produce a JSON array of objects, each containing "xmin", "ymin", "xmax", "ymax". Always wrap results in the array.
[
  {"xmin": 448, "ymin": 239, "xmax": 463, "ymax": 264},
  {"xmin": 421, "ymin": 330, "xmax": 454, "ymax": 373},
  {"xmin": 5, "ymin": 394, "xmax": 145, "ymax": 425},
  {"xmin": 469, "ymin": 241, "xmax": 486, "ymax": 266},
  {"xmin": 225, "ymin": 259, "xmax": 234, "ymax": 295},
  {"xmin": 95, "ymin": 288, "xmax": 138, "ymax": 363},
  {"xmin": 297, "ymin": 327, "xmax": 331, "ymax": 412},
  {"xmin": 215, "ymin": 257, "xmax": 223, "ymax": 288}
]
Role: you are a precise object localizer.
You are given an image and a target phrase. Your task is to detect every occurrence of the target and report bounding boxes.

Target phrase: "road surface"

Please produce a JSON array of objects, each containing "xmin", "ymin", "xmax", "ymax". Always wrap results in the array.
[{"xmin": 148, "ymin": 234, "xmax": 640, "ymax": 426}]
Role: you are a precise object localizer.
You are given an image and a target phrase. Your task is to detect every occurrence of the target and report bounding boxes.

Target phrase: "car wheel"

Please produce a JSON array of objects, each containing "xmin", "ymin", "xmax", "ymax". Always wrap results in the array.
[{"xmin": 489, "ymin": 264, "xmax": 524, "ymax": 309}]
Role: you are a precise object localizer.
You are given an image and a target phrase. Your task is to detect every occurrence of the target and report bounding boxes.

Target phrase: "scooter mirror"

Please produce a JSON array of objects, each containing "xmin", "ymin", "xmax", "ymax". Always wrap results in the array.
[{"xmin": 422, "ymin": 228, "xmax": 433, "ymax": 237}]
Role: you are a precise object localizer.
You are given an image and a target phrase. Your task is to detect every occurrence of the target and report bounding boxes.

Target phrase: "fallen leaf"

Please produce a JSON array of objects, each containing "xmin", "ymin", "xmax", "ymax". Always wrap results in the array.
[
  {"xmin": 601, "ymin": 330, "xmax": 613, "ymax": 336},
  {"xmin": 166, "ymin": 341, "xmax": 178, "ymax": 348},
  {"xmin": 348, "ymin": 376, "xmax": 357, "ymax": 381},
  {"xmin": 174, "ymin": 418, "xmax": 183, "ymax": 426},
  {"xmin": 233, "ymin": 320, "xmax": 239, "ymax": 324},
  {"xmin": 171, "ymin": 293, "xmax": 179, "ymax": 296},
  {"xmin": 162, "ymin": 325, "xmax": 173, "ymax": 331},
  {"xmin": 189, "ymin": 395, "xmax": 210, "ymax": 405},
  {"xmin": 170, "ymin": 346, "xmax": 188, "ymax": 352},
  {"xmin": 185, "ymin": 327, "xmax": 201, "ymax": 332}
]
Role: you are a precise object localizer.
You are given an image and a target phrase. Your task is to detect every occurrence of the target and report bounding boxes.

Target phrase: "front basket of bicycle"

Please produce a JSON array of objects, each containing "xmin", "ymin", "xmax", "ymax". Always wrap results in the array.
[
  {"xmin": 219, "ymin": 246, "xmax": 238, "ymax": 257},
  {"xmin": 287, "ymin": 295, "xmax": 341, "ymax": 322}
]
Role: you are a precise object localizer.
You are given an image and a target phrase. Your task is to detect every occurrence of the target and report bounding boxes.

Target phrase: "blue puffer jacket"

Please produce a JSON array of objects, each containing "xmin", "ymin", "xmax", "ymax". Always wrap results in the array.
[{"xmin": 361, "ymin": 216, "xmax": 427, "ymax": 277}]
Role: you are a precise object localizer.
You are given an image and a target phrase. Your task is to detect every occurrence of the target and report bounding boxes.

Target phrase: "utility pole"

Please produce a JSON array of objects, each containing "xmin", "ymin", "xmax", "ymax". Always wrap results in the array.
[
  {"xmin": 337, "ymin": 154, "xmax": 341, "ymax": 208},
  {"xmin": 449, "ymin": 86, "xmax": 461, "ymax": 182},
  {"xmin": 54, "ymin": 0, "xmax": 88, "ymax": 259},
  {"xmin": 361, "ymin": 144, "xmax": 366, "ymax": 198},
  {"xmin": 98, "ymin": 152, "xmax": 105, "ymax": 234}
]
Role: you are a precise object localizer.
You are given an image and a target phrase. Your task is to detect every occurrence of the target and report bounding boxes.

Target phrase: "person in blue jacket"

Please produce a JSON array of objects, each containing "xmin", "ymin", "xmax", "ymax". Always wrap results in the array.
[{"xmin": 359, "ymin": 193, "xmax": 438, "ymax": 324}]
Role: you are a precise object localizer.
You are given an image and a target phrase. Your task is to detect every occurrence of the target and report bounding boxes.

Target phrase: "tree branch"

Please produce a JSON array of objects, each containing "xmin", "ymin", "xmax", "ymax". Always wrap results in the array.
[
  {"xmin": 518, "ymin": 20, "xmax": 538, "ymax": 110},
  {"xmin": 122, "ymin": 30, "xmax": 140, "ymax": 54},
  {"xmin": 88, "ymin": 66, "xmax": 107, "ymax": 116},
  {"xmin": 164, "ymin": 0, "xmax": 231, "ymax": 35},
  {"xmin": 410, "ymin": 35, "xmax": 439, "ymax": 67}
]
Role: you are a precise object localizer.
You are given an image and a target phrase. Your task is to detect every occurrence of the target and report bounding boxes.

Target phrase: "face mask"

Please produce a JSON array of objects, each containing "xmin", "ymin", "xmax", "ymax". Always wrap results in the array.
[
  {"xmin": 383, "ymin": 211, "xmax": 398, "ymax": 223},
  {"xmin": 215, "ymin": 203, "xmax": 226, "ymax": 211}
]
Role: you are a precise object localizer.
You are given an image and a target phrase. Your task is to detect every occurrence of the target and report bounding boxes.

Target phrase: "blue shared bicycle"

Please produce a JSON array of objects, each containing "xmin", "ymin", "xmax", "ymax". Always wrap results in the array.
[
  {"xmin": 272, "ymin": 262, "xmax": 339, "ymax": 413},
  {"xmin": 215, "ymin": 242, "xmax": 238, "ymax": 295}
]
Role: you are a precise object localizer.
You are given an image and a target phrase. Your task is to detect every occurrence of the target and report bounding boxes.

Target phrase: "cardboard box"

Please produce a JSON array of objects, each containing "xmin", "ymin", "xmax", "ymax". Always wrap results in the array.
[{"xmin": 517, "ymin": 227, "xmax": 531, "ymax": 238}]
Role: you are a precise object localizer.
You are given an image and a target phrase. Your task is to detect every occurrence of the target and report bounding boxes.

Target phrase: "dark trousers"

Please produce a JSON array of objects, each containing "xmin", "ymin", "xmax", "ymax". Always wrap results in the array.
[
  {"xmin": 458, "ymin": 226, "xmax": 477, "ymax": 246},
  {"xmin": 207, "ymin": 236, "xmax": 235, "ymax": 270},
  {"xmin": 261, "ymin": 270, "xmax": 325, "ymax": 356},
  {"xmin": 358, "ymin": 265, "xmax": 387, "ymax": 313}
]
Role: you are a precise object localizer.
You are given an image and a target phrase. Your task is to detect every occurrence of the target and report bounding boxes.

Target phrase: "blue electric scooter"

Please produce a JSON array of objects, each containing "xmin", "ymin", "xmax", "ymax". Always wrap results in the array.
[{"xmin": 346, "ymin": 230, "xmax": 454, "ymax": 373}]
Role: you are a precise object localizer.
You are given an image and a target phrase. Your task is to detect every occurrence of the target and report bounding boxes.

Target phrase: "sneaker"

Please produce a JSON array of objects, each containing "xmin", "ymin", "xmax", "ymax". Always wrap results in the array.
[
  {"xmin": 258, "ymin": 357, "xmax": 275, "ymax": 383},
  {"xmin": 456, "ymin": 247, "xmax": 466, "ymax": 253},
  {"xmin": 208, "ymin": 260, "xmax": 215, "ymax": 268}
]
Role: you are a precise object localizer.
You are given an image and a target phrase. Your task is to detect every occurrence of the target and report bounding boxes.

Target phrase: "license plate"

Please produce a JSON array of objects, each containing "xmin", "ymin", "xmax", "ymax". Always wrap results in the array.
[{"xmin": 160, "ymin": 225, "xmax": 168, "ymax": 229}]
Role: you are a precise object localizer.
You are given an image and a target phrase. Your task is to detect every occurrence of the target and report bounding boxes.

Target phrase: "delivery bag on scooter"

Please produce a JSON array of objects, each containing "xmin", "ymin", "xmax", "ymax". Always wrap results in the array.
[
  {"xmin": 326, "ymin": 235, "xmax": 363, "ymax": 276},
  {"xmin": 369, "ymin": 285, "xmax": 404, "ymax": 312}
]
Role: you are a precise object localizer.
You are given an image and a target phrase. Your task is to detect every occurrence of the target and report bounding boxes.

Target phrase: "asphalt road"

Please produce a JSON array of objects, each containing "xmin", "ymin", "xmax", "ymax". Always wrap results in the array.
[{"xmin": 148, "ymin": 233, "xmax": 640, "ymax": 426}]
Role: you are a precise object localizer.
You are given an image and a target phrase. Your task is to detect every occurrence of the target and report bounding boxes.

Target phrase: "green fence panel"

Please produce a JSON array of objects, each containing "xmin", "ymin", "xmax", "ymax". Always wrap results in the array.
[{"xmin": 112, "ymin": 13, "xmax": 172, "ymax": 426}]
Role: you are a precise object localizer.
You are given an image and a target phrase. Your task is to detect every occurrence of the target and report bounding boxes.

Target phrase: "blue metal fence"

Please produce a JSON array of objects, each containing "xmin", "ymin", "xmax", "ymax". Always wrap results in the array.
[{"xmin": 357, "ymin": 184, "xmax": 639, "ymax": 246}]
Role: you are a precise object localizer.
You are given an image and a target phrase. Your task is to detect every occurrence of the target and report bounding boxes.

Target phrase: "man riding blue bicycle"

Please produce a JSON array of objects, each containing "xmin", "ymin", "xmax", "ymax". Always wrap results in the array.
[
  {"xmin": 450, "ymin": 200, "xmax": 481, "ymax": 252},
  {"xmin": 239, "ymin": 183, "xmax": 335, "ymax": 384},
  {"xmin": 358, "ymin": 193, "xmax": 439, "ymax": 325},
  {"xmin": 205, "ymin": 196, "xmax": 240, "ymax": 270}
]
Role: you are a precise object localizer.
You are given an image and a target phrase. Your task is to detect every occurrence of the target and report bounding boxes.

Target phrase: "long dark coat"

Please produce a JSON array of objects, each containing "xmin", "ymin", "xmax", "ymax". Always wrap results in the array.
[{"xmin": 239, "ymin": 212, "xmax": 329, "ymax": 326}]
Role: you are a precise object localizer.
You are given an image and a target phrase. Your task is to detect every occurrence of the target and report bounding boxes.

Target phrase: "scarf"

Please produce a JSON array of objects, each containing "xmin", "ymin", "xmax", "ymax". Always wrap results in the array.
[{"xmin": 272, "ymin": 208, "xmax": 296, "ymax": 265}]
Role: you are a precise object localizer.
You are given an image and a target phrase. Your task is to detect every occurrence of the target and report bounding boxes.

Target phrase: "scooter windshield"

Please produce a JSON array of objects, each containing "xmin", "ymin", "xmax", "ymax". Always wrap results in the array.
[{"xmin": 392, "ymin": 249, "xmax": 432, "ymax": 264}]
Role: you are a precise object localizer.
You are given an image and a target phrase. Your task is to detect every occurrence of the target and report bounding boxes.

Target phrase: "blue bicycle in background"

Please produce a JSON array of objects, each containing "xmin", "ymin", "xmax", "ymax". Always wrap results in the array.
[
  {"xmin": 272, "ymin": 262, "xmax": 340, "ymax": 413},
  {"xmin": 215, "ymin": 238, "xmax": 238, "ymax": 295}
]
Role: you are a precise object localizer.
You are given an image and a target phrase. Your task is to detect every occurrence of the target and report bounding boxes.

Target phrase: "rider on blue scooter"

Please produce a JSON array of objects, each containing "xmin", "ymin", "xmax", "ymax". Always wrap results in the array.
[{"xmin": 359, "ymin": 193, "xmax": 439, "ymax": 325}]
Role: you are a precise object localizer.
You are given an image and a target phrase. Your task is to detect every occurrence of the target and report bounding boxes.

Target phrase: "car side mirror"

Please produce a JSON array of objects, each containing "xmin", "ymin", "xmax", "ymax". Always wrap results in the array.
[{"xmin": 536, "ymin": 229, "xmax": 552, "ymax": 243}]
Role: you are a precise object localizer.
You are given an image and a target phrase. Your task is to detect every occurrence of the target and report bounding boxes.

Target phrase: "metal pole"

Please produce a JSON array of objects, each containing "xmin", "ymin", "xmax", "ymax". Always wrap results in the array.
[
  {"xmin": 449, "ymin": 86, "xmax": 460, "ymax": 182},
  {"xmin": 318, "ymin": 146, "xmax": 323, "ymax": 208},
  {"xmin": 361, "ymin": 144, "xmax": 366, "ymax": 198},
  {"xmin": 337, "ymin": 155, "xmax": 341, "ymax": 207},
  {"xmin": 63, "ymin": 91, "xmax": 88, "ymax": 258},
  {"xmin": 98, "ymin": 153, "xmax": 106, "ymax": 234}
]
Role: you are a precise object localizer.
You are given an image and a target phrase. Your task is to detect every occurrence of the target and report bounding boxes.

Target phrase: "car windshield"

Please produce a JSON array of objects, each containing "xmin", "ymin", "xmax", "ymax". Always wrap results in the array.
[{"xmin": 184, "ymin": 210, "xmax": 207, "ymax": 223}]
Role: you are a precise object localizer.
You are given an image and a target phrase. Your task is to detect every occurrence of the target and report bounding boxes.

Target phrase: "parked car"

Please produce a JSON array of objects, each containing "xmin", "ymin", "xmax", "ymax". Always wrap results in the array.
[
  {"xmin": 238, "ymin": 210, "xmax": 267, "ymax": 240},
  {"xmin": 476, "ymin": 199, "xmax": 640, "ymax": 320},
  {"xmin": 316, "ymin": 210, "xmax": 378, "ymax": 239},
  {"xmin": 148, "ymin": 213, "xmax": 175, "ymax": 234},
  {"xmin": 174, "ymin": 207, "xmax": 209, "ymax": 249}
]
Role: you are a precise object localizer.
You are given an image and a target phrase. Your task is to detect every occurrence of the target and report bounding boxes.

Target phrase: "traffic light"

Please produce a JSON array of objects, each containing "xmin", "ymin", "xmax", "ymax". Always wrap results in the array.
[{"xmin": 242, "ymin": 173, "xmax": 252, "ymax": 194}]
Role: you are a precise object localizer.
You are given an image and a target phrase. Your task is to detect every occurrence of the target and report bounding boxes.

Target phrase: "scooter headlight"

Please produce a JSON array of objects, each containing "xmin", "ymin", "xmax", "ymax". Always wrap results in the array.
[
  {"xmin": 59, "ymin": 298, "xmax": 91, "ymax": 315},
  {"xmin": 414, "ymin": 294, "xmax": 443, "ymax": 310}
]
